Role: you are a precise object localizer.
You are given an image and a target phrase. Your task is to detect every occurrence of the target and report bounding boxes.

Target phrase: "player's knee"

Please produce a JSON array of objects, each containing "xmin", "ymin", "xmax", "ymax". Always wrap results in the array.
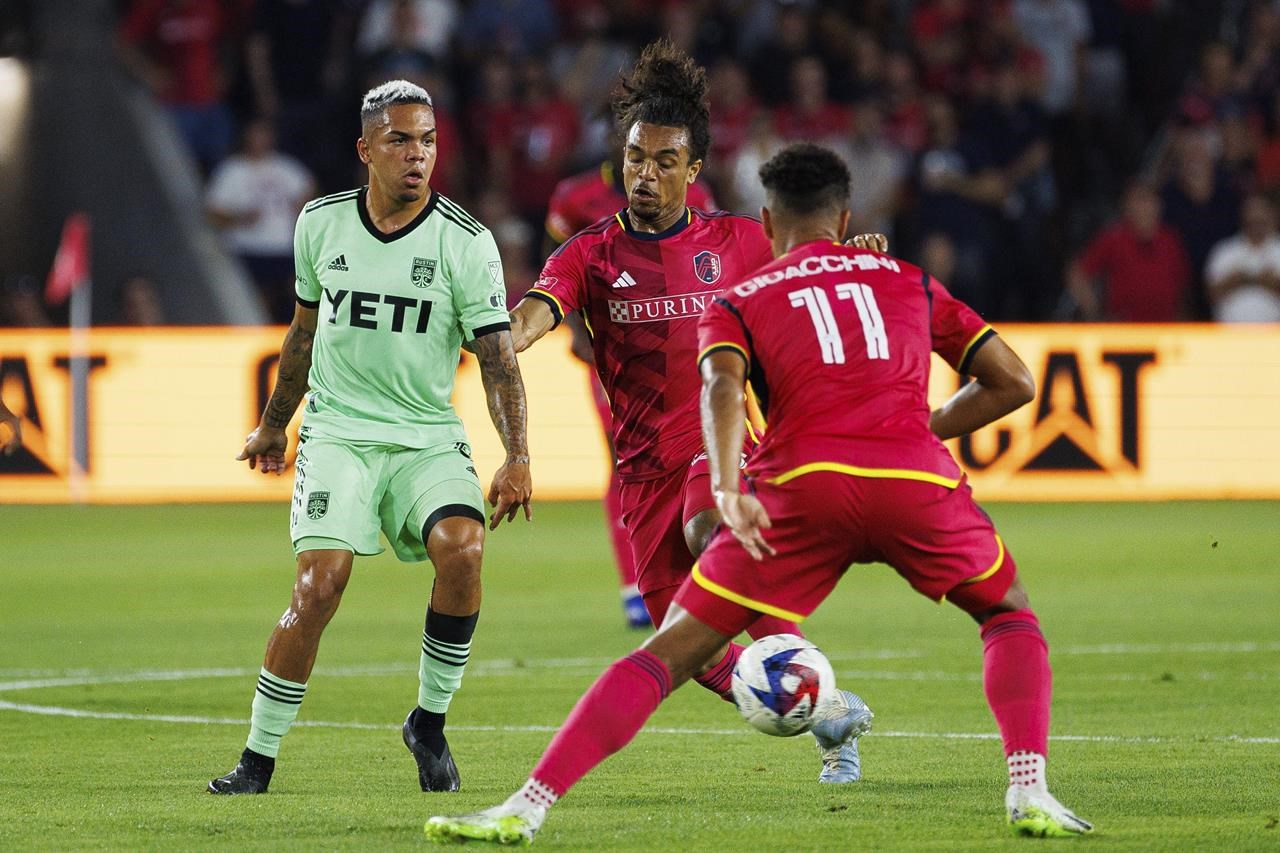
[
  {"xmin": 427, "ymin": 518, "xmax": 485, "ymax": 577},
  {"xmin": 293, "ymin": 555, "xmax": 350, "ymax": 614},
  {"xmin": 961, "ymin": 576, "xmax": 1031, "ymax": 625}
]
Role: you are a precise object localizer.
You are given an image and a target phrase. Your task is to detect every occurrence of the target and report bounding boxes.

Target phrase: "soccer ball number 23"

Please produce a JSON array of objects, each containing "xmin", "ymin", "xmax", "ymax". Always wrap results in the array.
[{"xmin": 731, "ymin": 634, "xmax": 838, "ymax": 737}]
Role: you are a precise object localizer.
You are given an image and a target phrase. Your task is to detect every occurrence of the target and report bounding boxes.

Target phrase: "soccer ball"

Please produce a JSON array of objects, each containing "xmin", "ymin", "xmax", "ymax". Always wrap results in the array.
[{"xmin": 731, "ymin": 634, "xmax": 837, "ymax": 737}]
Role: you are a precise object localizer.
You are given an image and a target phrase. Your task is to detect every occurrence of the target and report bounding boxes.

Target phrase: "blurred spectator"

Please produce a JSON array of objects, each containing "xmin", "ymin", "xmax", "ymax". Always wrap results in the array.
[
  {"xmin": 747, "ymin": 1, "xmax": 814, "ymax": 106},
  {"xmin": 727, "ymin": 113, "xmax": 784, "ymax": 215},
  {"xmin": 1176, "ymin": 41, "xmax": 1246, "ymax": 128},
  {"xmin": 1204, "ymin": 194, "xmax": 1280, "ymax": 323},
  {"xmin": 968, "ymin": 61, "xmax": 1056, "ymax": 318},
  {"xmin": 706, "ymin": 58, "xmax": 760, "ymax": 191},
  {"xmin": 206, "ymin": 117, "xmax": 315, "ymax": 323},
  {"xmin": 881, "ymin": 49, "xmax": 929, "ymax": 155},
  {"xmin": 466, "ymin": 56, "xmax": 519, "ymax": 192},
  {"xmin": 1067, "ymin": 181, "xmax": 1190, "ymax": 321},
  {"xmin": 456, "ymin": 0, "xmax": 558, "ymax": 61},
  {"xmin": 246, "ymin": 0, "xmax": 353, "ymax": 188},
  {"xmin": 0, "ymin": 275, "xmax": 51, "ymax": 327},
  {"xmin": 356, "ymin": 0, "xmax": 458, "ymax": 63},
  {"xmin": 1160, "ymin": 134, "xmax": 1240, "ymax": 319},
  {"xmin": 919, "ymin": 231, "xmax": 959, "ymax": 285},
  {"xmin": 771, "ymin": 56, "xmax": 851, "ymax": 144},
  {"xmin": 845, "ymin": 100, "xmax": 906, "ymax": 240},
  {"xmin": 495, "ymin": 60, "xmax": 580, "ymax": 222},
  {"xmin": 909, "ymin": 0, "xmax": 971, "ymax": 98},
  {"xmin": 117, "ymin": 276, "xmax": 167, "ymax": 325},
  {"xmin": 1012, "ymin": 0, "xmax": 1091, "ymax": 118},
  {"xmin": 359, "ymin": 2, "xmax": 442, "ymax": 90},
  {"xmin": 117, "ymin": 0, "xmax": 241, "ymax": 173},
  {"xmin": 1257, "ymin": 89, "xmax": 1280, "ymax": 194},
  {"xmin": 911, "ymin": 95, "xmax": 1004, "ymax": 314}
]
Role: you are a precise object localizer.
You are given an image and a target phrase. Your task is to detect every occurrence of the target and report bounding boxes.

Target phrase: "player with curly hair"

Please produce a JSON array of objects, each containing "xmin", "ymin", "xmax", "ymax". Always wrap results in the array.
[{"xmin": 509, "ymin": 36, "xmax": 871, "ymax": 777}]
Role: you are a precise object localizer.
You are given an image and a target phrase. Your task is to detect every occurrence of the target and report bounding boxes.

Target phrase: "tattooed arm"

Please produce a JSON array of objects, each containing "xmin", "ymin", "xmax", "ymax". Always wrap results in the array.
[
  {"xmin": 470, "ymin": 329, "xmax": 534, "ymax": 529},
  {"xmin": 237, "ymin": 304, "xmax": 318, "ymax": 475}
]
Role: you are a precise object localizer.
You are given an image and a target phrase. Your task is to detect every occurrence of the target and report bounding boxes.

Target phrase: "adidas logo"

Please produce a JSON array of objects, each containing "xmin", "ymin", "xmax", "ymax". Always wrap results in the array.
[
  {"xmin": 327, "ymin": 254, "xmax": 349, "ymax": 271},
  {"xmin": 612, "ymin": 271, "xmax": 636, "ymax": 289}
]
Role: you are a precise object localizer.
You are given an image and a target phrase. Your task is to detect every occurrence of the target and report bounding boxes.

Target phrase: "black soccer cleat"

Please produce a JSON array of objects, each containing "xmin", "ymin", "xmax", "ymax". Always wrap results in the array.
[
  {"xmin": 403, "ymin": 711, "xmax": 461, "ymax": 792},
  {"xmin": 208, "ymin": 748, "xmax": 274, "ymax": 795}
]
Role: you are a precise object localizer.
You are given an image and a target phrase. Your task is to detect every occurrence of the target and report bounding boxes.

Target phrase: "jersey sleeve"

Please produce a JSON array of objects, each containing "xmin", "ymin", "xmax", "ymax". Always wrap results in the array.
[
  {"xmin": 525, "ymin": 236, "xmax": 589, "ymax": 329},
  {"xmin": 293, "ymin": 209, "xmax": 322, "ymax": 308},
  {"xmin": 697, "ymin": 296, "xmax": 752, "ymax": 369},
  {"xmin": 452, "ymin": 229, "xmax": 512, "ymax": 341},
  {"xmin": 928, "ymin": 274, "xmax": 994, "ymax": 375}
]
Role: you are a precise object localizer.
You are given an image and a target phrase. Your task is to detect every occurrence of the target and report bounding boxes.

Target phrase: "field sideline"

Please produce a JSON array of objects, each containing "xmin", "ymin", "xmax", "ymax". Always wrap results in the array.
[{"xmin": 2, "ymin": 501, "xmax": 1278, "ymax": 850}]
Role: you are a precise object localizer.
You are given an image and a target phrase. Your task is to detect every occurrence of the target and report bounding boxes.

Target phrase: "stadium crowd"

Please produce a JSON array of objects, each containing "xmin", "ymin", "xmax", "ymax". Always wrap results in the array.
[{"xmin": 3, "ymin": 0, "xmax": 1280, "ymax": 326}]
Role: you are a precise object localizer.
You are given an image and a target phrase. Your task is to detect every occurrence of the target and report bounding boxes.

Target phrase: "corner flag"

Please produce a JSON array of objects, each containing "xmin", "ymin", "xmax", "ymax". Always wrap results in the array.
[{"xmin": 45, "ymin": 212, "xmax": 91, "ymax": 306}]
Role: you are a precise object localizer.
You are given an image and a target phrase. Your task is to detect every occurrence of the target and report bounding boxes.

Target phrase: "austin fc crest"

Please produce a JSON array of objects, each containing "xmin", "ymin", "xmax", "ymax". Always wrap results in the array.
[
  {"xmin": 306, "ymin": 491, "xmax": 330, "ymax": 520},
  {"xmin": 411, "ymin": 257, "xmax": 436, "ymax": 288},
  {"xmin": 693, "ymin": 251, "xmax": 722, "ymax": 284}
]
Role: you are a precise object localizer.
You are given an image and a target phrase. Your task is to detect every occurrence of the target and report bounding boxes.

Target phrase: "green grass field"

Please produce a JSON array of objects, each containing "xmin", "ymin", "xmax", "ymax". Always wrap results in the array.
[{"xmin": 2, "ymin": 501, "xmax": 1278, "ymax": 851}]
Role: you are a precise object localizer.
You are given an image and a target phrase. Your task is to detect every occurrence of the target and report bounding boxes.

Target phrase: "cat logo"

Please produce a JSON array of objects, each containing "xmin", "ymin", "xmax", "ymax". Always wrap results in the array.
[
  {"xmin": 958, "ymin": 350, "xmax": 1157, "ymax": 474},
  {"xmin": 306, "ymin": 491, "xmax": 330, "ymax": 520},
  {"xmin": 411, "ymin": 257, "xmax": 436, "ymax": 288}
]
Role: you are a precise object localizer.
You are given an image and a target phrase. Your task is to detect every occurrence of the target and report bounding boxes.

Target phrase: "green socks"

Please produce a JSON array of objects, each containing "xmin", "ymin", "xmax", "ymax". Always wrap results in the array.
[
  {"xmin": 246, "ymin": 668, "xmax": 306, "ymax": 758},
  {"xmin": 418, "ymin": 608, "xmax": 479, "ymax": 713}
]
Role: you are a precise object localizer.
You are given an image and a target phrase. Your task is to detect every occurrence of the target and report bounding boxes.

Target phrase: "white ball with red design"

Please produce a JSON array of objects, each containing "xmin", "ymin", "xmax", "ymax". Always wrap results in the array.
[{"xmin": 731, "ymin": 634, "xmax": 838, "ymax": 737}]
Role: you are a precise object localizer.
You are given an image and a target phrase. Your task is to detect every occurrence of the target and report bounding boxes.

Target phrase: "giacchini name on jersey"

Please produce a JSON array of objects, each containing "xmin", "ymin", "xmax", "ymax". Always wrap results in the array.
[
  {"xmin": 323, "ymin": 287, "xmax": 434, "ymax": 333},
  {"xmin": 734, "ymin": 252, "xmax": 902, "ymax": 297}
]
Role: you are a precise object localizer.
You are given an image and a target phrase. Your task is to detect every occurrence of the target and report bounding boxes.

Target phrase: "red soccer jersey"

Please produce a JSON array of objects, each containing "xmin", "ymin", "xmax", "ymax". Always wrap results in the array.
[
  {"xmin": 697, "ymin": 240, "xmax": 993, "ymax": 485},
  {"xmin": 544, "ymin": 162, "xmax": 718, "ymax": 244},
  {"xmin": 529, "ymin": 209, "xmax": 773, "ymax": 481}
]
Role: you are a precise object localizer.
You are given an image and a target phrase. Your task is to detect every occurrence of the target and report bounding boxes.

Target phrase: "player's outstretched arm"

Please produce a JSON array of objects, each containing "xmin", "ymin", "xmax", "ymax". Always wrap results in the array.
[
  {"xmin": 0, "ymin": 397, "xmax": 22, "ymax": 456},
  {"xmin": 471, "ymin": 329, "xmax": 533, "ymax": 529},
  {"xmin": 509, "ymin": 298, "xmax": 556, "ymax": 353},
  {"xmin": 237, "ymin": 304, "xmax": 318, "ymax": 474},
  {"xmin": 930, "ymin": 336, "xmax": 1035, "ymax": 440},
  {"xmin": 700, "ymin": 351, "xmax": 775, "ymax": 561}
]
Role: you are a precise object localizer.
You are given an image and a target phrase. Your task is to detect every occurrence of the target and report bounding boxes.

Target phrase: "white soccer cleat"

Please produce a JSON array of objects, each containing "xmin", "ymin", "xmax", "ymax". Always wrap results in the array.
[
  {"xmin": 424, "ymin": 801, "xmax": 547, "ymax": 846},
  {"xmin": 1005, "ymin": 785, "xmax": 1094, "ymax": 837},
  {"xmin": 810, "ymin": 689, "xmax": 874, "ymax": 783}
]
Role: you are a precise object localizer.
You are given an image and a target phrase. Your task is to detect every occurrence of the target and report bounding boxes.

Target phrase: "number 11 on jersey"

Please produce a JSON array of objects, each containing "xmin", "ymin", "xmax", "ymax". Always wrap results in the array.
[{"xmin": 788, "ymin": 283, "xmax": 890, "ymax": 365}]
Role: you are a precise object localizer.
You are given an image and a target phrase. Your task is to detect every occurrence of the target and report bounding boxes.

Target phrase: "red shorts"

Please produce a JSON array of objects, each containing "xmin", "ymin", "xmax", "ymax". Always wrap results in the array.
[
  {"xmin": 617, "ymin": 453, "xmax": 718, "ymax": 603},
  {"xmin": 676, "ymin": 471, "xmax": 1017, "ymax": 637}
]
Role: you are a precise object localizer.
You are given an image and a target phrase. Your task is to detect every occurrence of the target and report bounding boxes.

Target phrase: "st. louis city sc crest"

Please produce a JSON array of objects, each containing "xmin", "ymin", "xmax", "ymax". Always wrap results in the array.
[{"xmin": 693, "ymin": 251, "xmax": 721, "ymax": 284}]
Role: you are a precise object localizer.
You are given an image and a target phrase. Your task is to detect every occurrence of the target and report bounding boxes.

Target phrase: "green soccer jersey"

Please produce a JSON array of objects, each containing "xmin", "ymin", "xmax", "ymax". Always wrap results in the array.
[{"xmin": 293, "ymin": 187, "xmax": 510, "ymax": 447}]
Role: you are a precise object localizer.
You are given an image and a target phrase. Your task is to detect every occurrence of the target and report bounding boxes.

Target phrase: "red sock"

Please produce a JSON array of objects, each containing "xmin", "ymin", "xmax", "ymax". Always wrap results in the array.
[
  {"xmin": 694, "ymin": 643, "xmax": 742, "ymax": 700},
  {"xmin": 746, "ymin": 614, "xmax": 802, "ymax": 640},
  {"xmin": 981, "ymin": 609, "xmax": 1051, "ymax": 756},
  {"xmin": 604, "ymin": 473, "xmax": 638, "ymax": 586},
  {"xmin": 531, "ymin": 649, "xmax": 672, "ymax": 795}
]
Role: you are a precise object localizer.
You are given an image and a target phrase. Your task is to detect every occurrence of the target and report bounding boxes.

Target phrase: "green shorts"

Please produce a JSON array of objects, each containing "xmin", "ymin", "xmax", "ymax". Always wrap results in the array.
[{"xmin": 289, "ymin": 430, "xmax": 485, "ymax": 562}]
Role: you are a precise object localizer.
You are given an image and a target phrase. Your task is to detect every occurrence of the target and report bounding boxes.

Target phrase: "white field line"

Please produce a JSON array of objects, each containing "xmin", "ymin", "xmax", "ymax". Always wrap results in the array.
[
  {"xmin": 0, "ymin": 664, "xmax": 1277, "ymax": 746},
  {"xmin": 0, "ymin": 698, "xmax": 1276, "ymax": 745},
  {"xmin": 2, "ymin": 637, "xmax": 1269, "ymax": 676}
]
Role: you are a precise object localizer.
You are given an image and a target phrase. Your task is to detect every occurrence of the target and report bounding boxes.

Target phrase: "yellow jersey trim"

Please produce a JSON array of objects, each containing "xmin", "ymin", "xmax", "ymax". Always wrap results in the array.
[
  {"xmin": 745, "ymin": 418, "xmax": 761, "ymax": 445},
  {"xmin": 527, "ymin": 287, "xmax": 566, "ymax": 320},
  {"xmin": 698, "ymin": 341, "xmax": 749, "ymax": 365},
  {"xmin": 769, "ymin": 462, "xmax": 961, "ymax": 489},
  {"xmin": 957, "ymin": 325, "xmax": 994, "ymax": 370},
  {"xmin": 959, "ymin": 535, "xmax": 1005, "ymax": 585},
  {"xmin": 614, "ymin": 212, "xmax": 626, "ymax": 230},
  {"xmin": 691, "ymin": 563, "xmax": 807, "ymax": 623}
]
